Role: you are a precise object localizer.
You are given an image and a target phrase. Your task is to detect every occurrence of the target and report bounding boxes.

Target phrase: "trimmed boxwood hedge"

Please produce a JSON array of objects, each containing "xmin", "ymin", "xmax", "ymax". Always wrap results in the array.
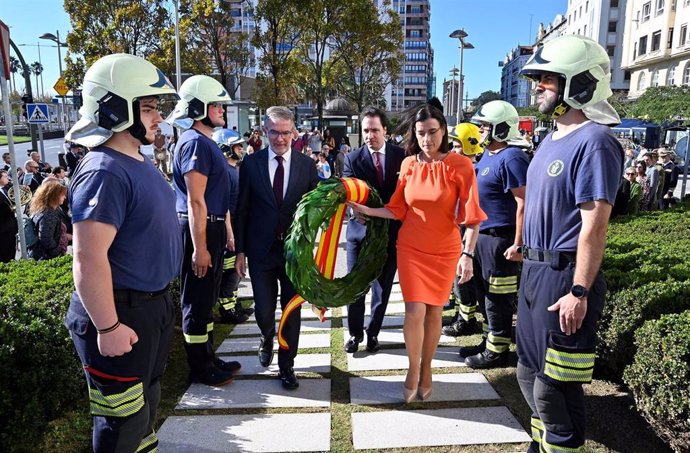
[
  {"xmin": 0, "ymin": 256, "xmax": 83, "ymax": 451},
  {"xmin": 624, "ymin": 311, "xmax": 690, "ymax": 453}
]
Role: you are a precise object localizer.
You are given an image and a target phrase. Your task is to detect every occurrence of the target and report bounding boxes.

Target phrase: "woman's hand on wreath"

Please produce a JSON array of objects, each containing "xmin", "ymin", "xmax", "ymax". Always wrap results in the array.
[{"xmin": 346, "ymin": 201, "xmax": 369, "ymax": 217}]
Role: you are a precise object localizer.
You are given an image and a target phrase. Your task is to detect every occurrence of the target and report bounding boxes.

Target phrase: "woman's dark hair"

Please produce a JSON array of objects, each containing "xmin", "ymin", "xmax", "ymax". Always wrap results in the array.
[
  {"xmin": 636, "ymin": 161, "xmax": 647, "ymax": 173},
  {"xmin": 404, "ymin": 103, "xmax": 449, "ymax": 157}
]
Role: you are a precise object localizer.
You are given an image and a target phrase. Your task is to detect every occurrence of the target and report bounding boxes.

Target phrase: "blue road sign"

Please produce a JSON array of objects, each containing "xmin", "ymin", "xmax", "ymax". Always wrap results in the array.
[{"xmin": 27, "ymin": 103, "xmax": 50, "ymax": 124}]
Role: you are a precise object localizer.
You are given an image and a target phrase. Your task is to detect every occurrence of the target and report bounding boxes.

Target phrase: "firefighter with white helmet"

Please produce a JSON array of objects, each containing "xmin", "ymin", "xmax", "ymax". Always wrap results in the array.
[
  {"xmin": 517, "ymin": 35, "xmax": 623, "ymax": 453},
  {"xmin": 453, "ymin": 101, "xmax": 528, "ymax": 369},
  {"xmin": 64, "ymin": 53, "xmax": 182, "ymax": 452},
  {"xmin": 170, "ymin": 75, "xmax": 241, "ymax": 387}
]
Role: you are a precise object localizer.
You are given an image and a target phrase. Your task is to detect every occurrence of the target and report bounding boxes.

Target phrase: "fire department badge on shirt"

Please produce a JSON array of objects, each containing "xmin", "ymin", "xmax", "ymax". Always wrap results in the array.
[{"xmin": 547, "ymin": 160, "xmax": 564, "ymax": 177}]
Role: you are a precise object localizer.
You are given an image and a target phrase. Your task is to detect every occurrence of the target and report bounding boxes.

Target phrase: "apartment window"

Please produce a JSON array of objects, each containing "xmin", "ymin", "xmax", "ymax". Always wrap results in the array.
[
  {"xmin": 609, "ymin": 21, "xmax": 617, "ymax": 32},
  {"xmin": 624, "ymin": 70, "xmax": 631, "ymax": 81},
  {"xmin": 574, "ymin": 10, "xmax": 577, "ymax": 20},
  {"xmin": 683, "ymin": 63, "xmax": 690, "ymax": 84},
  {"xmin": 611, "ymin": 0, "xmax": 619, "ymax": 6},
  {"xmin": 586, "ymin": 1, "xmax": 589, "ymax": 12},
  {"xmin": 651, "ymin": 69, "xmax": 660, "ymax": 86},
  {"xmin": 668, "ymin": 28, "xmax": 674, "ymax": 48},
  {"xmin": 579, "ymin": 6, "xmax": 583, "ymax": 17},
  {"xmin": 655, "ymin": 0, "xmax": 664, "ymax": 15},
  {"xmin": 651, "ymin": 30, "xmax": 662, "ymax": 51},
  {"xmin": 584, "ymin": 25, "xmax": 587, "ymax": 35},
  {"xmin": 642, "ymin": 2, "xmax": 651, "ymax": 21},
  {"xmin": 667, "ymin": 65, "xmax": 676, "ymax": 85},
  {"xmin": 638, "ymin": 72, "xmax": 647, "ymax": 90},
  {"xmin": 680, "ymin": 25, "xmax": 688, "ymax": 46},
  {"xmin": 639, "ymin": 35, "xmax": 648, "ymax": 55},
  {"xmin": 607, "ymin": 45, "xmax": 615, "ymax": 56},
  {"xmin": 672, "ymin": 0, "xmax": 677, "ymax": 11},
  {"xmin": 634, "ymin": 42, "xmax": 638, "ymax": 59}
]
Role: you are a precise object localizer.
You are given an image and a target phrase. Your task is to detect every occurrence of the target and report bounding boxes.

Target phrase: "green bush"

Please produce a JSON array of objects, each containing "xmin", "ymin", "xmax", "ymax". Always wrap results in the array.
[
  {"xmin": 624, "ymin": 311, "xmax": 690, "ymax": 453},
  {"xmin": 0, "ymin": 257, "xmax": 84, "ymax": 452}
]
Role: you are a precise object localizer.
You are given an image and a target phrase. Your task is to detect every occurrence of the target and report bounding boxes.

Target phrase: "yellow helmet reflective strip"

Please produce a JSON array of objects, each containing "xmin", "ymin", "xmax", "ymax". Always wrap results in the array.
[
  {"xmin": 183, "ymin": 333, "xmax": 208, "ymax": 344},
  {"xmin": 488, "ymin": 275, "xmax": 518, "ymax": 294},
  {"xmin": 137, "ymin": 430, "xmax": 158, "ymax": 452},
  {"xmin": 89, "ymin": 382, "xmax": 144, "ymax": 417}
]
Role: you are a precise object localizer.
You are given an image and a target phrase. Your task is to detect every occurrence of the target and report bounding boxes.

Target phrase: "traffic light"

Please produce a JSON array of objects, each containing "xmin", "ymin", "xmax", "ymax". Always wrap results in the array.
[{"xmin": 21, "ymin": 93, "xmax": 33, "ymax": 119}]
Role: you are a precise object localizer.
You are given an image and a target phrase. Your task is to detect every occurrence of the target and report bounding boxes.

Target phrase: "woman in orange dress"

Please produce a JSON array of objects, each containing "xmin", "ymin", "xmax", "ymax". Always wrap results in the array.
[{"xmin": 349, "ymin": 104, "xmax": 486, "ymax": 402}]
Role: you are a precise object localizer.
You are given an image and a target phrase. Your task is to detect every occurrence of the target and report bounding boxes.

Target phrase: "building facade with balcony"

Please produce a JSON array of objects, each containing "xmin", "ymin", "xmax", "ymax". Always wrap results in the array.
[
  {"xmin": 500, "ymin": 46, "xmax": 534, "ymax": 108},
  {"xmin": 565, "ymin": 0, "xmax": 630, "ymax": 91},
  {"xmin": 622, "ymin": 0, "xmax": 690, "ymax": 98},
  {"xmin": 385, "ymin": 0, "xmax": 435, "ymax": 113}
]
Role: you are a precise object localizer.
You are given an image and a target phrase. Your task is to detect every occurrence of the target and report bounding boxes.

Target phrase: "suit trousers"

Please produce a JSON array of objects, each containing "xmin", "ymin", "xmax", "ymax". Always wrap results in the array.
[
  {"xmin": 346, "ymin": 219, "xmax": 398, "ymax": 338},
  {"xmin": 249, "ymin": 240, "xmax": 301, "ymax": 369},
  {"xmin": 179, "ymin": 218, "xmax": 226, "ymax": 374}
]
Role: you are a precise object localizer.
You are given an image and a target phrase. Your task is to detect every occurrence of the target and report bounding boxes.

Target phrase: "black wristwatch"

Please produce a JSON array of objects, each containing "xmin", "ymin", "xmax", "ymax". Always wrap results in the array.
[
  {"xmin": 462, "ymin": 250, "xmax": 475, "ymax": 258},
  {"xmin": 570, "ymin": 284, "xmax": 589, "ymax": 299}
]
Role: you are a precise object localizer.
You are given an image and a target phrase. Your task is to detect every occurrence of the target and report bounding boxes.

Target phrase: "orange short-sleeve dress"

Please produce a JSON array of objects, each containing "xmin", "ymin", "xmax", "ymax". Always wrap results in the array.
[{"xmin": 385, "ymin": 152, "xmax": 486, "ymax": 305}]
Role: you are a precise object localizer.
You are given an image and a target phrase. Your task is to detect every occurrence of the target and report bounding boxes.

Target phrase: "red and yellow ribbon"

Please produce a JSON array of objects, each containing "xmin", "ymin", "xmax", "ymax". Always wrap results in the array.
[{"xmin": 277, "ymin": 177, "xmax": 370, "ymax": 350}]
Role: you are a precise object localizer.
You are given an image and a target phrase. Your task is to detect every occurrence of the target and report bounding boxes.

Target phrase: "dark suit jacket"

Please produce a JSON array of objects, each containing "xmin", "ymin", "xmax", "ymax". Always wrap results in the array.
[
  {"xmin": 343, "ymin": 143, "xmax": 405, "ymax": 249},
  {"xmin": 236, "ymin": 148, "xmax": 319, "ymax": 266},
  {"xmin": 65, "ymin": 151, "xmax": 80, "ymax": 177},
  {"xmin": 0, "ymin": 188, "xmax": 18, "ymax": 235}
]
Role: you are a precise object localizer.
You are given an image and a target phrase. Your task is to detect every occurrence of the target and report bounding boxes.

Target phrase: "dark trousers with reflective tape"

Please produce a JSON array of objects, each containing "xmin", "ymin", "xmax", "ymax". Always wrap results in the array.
[
  {"xmin": 475, "ymin": 233, "xmax": 519, "ymax": 353},
  {"xmin": 65, "ymin": 289, "xmax": 175, "ymax": 453},
  {"xmin": 452, "ymin": 274, "xmax": 479, "ymax": 322},
  {"xmin": 218, "ymin": 249, "xmax": 241, "ymax": 311},
  {"xmin": 516, "ymin": 258, "xmax": 606, "ymax": 453},
  {"xmin": 179, "ymin": 218, "xmax": 226, "ymax": 375}
]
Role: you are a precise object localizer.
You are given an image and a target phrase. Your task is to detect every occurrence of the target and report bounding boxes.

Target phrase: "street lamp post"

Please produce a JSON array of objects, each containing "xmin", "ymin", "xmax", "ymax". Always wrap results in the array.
[
  {"xmin": 448, "ymin": 67, "xmax": 458, "ymax": 119},
  {"xmin": 174, "ymin": 0, "xmax": 182, "ymax": 89},
  {"xmin": 39, "ymin": 31, "xmax": 67, "ymax": 133},
  {"xmin": 449, "ymin": 29, "xmax": 474, "ymax": 122}
]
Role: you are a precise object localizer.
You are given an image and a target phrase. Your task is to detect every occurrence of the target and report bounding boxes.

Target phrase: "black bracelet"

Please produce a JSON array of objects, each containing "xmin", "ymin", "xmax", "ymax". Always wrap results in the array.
[
  {"xmin": 462, "ymin": 251, "xmax": 475, "ymax": 259},
  {"xmin": 97, "ymin": 321, "xmax": 121, "ymax": 334}
]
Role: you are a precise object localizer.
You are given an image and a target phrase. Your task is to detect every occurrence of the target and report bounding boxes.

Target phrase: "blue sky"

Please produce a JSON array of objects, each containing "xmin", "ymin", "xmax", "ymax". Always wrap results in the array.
[{"xmin": 1, "ymin": 0, "xmax": 567, "ymax": 102}]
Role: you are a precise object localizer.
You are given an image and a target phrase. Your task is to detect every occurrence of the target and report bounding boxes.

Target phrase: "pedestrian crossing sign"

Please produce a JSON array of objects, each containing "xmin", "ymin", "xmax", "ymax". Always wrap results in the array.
[{"xmin": 27, "ymin": 103, "xmax": 50, "ymax": 124}]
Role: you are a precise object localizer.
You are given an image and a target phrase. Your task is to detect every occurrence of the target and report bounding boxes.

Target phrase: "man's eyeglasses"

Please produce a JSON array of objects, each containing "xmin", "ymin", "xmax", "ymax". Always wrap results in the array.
[
  {"xmin": 625, "ymin": 172, "xmax": 635, "ymax": 176},
  {"xmin": 267, "ymin": 130, "xmax": 293, "ymax": 139}
]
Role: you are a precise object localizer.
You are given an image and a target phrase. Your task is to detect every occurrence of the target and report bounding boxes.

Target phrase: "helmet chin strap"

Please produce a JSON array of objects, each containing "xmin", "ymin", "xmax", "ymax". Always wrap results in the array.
[
  {"xmin": 550, "ymin": 77, "xmax": 571, "ymax": 120},
  {"xmin": 127, "ymin": 100, "xmax": 152, "ymax": 145}
]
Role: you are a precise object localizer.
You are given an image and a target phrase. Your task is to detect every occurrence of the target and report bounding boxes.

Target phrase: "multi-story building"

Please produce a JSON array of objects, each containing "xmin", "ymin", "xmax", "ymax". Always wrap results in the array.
[
  {"xmin": 565, "ymin": 0, "xmax": 630, "ymax": 91},
  {"xmin": 225, "ymin": 0, "xmax": 258, "ymax": 100},
  {"xmin": 622, "ymin": 0, "xmax": 690, "ymax": 98},
  {"xmin": 442, "ymin": 78, "xmax": 461, "ymax": 116},
  {"xmin": 386, "ymin": 0, "xmax": 435, "ymax": 113},
  {"xmin": 500, "ymin": 46, "xmax": 533, "ymax": 108}
]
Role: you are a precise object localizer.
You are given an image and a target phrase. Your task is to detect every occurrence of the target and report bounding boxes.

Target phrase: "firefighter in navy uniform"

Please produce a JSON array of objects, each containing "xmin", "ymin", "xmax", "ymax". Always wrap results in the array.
[
  {"xmin": 169, "ymin": 75, "xmax": 240, "ymax": 386},
  {"xmin": 457, "ymin": 101, "xmax": 528, "ymax": 369},
  {"xmin": 63, "ymin": 54, "xmax": 182, "ymax": 452},
  {"xmin": 517, "ymin": 35, "xmax": 623, "ymax": 453},
  {"xmin": 212, "ymin": 128, "xmax": 254, "ymax": 324},
  {"xmin": 443, "ymin": 122, "xmax": 483, "ymax": 337}
]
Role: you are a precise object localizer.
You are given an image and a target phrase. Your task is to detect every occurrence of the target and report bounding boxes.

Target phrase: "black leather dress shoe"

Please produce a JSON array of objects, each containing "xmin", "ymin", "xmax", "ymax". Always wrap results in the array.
[
  {"xmin": 366, "ymin": 335, "xmax": 380, "ymax": 353},
  {"xmin": 278, "ymin": 367, "xmax": 299, "ymax": 390},
  {"xmin": 344, "ymin": 335, "xmax": 363, "ymax": 353},
  {"xmin": 213, "ymin": 357, "xmax": 242, "ymax": 374},
  {"xmin": 190, "ymin": 367, "xmax": 234, "ymax": 387},
  {"xmin": 259, "ymin": 336, "xmax": 274, "ymax": 367}
]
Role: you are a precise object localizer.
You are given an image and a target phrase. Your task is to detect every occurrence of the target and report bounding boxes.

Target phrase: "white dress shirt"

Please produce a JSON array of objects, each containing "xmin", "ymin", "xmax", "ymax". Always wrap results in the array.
[
  {"xmin": 369, "ymin": 143, "xmax": 386, "ymax": 179},
  {"xmin": 268, "ymin": 147, "xmax": 292, "ymax": 198}
]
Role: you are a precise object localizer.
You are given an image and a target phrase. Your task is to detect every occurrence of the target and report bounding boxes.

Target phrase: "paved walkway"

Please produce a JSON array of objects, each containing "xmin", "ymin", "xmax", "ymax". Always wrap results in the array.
[{"xmin": 158, "ymin": 284, "xmax": 531, "ymax": 452}]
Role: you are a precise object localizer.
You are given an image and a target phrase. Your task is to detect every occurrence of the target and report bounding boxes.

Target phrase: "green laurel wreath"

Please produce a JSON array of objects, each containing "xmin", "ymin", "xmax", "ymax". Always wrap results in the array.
[{"xmin": 284, "ymin": 178, "xmax": 389, "ymax": 308}]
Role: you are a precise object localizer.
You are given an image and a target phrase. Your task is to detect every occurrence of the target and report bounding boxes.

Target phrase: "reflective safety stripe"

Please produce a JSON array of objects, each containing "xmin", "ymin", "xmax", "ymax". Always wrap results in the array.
[
  {"xmin": 540, "ymin": 436, "xmax": 583, "ymax": 453},
  {"xmin": 486, "ymin": 332, "xmax": 511, "ymax": 353},
  {"xmin": 488, "ymin": 275, "xmax": 518, "ymax": 294},
  {"xmin": 223, "ymin": 255, "xmax": 236, "ymax": 270},
  {"xmin": 89, "ymin": 382, "xmax": 144, "ymax": 417},
  {"xmin": 183, "ymin": 333, "xmax": 208, "ymax": 344},
  {"xmin": 531, "ymin": 417, "xmax": 544, "ymax": 443},
  {"xmin": 137, "ymin": 430, "xmax": 158, "ymax": 453},
  {"xmin": 207, "ymin": 322, "xmax": 214, "ymax": 333},
  {"xmin": 458, "ymin": 303, "xmax": 477, "ymax": 322},
  {"xmin": 219, "ymin": 297, "xmax": 234, "ymax": 310},
  {"xmin": 544, "ymin": 347, "xmax": 595, "ymax": 383}
]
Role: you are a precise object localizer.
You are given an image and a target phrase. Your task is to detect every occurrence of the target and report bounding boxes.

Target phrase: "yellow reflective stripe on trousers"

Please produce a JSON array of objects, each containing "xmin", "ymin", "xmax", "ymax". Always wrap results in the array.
[
  {"xmin": 219, "ymin": 297, "xmax": 234, "ymax": 310},
  {"xmin": 544, "ymin": 347, "xmax": 594, "ymax": 382},
  {"xmin": 540, "ymin": 436, "xmax": 583, "ymax": 453},
  {"xmin": 137, "ymin": 430, "xmax": 158, "ymax": 452},
  {"xmin": 183, "ymin": 333, "xmax": 208, "ymax": 344},
  {"xmin": 89, "ymin": 382, "xmax": 144, "ymax": 417},
  {"xmin": 458, "ymin": 304, "xmax": 476, "ymax": 315},
  {"xmin": 486, "ymin": 332, "xmax": 511, "ymax": 353},
  {"xmin": 207, "ymin": 322, "xmax": 214, "ymax": 333},
  {"xmin": 488, "ymin": 275, "xmax": 518, "ymax": 294},
  {"xmin": 223, "ymin": 255, "xmax": 236, "ymax": 270},
  {"xmin": 531, "ymin": 417, "xmax": 544, "ymax": 443}
]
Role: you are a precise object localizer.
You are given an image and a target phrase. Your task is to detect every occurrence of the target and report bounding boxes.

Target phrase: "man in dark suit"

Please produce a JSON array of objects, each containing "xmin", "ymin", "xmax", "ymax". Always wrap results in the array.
[
  {"xmin": 64, "ymin": 143, "xmax": 82, "ymax": 178},
  {"xmin": 343, "ymin": 106, "xmax": 405, "ymax": 354},
  {"xmin": 0, "ymin": 170, "xmax": 18, "ymax": 262},
  {"xmin": 236, "ymin": 106, "xmax": 319, "ymax": 390}
]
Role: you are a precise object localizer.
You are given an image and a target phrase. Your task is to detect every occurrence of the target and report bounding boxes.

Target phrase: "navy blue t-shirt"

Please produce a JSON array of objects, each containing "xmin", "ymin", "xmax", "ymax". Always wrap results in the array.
[
  {"xmin": 475, "ymin": 146, "xmax": 529, "ymax": 230},
  {"xmin": 227, "ymin": 164, "xmax": 239, "ymax": 217},
  {"xmin": 523, "ymin": 122, "xmax": 623, "ymax": 251},
  {"xmin": 69, "ymin": 147, "xmax": 182, "ymax": 291},
  {"xmin": 173, "ymin": 128, "xmax": 230, "ymax": 216}
]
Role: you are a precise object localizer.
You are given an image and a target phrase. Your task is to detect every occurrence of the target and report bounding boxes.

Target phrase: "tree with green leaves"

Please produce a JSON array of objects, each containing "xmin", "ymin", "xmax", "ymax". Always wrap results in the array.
[
  {"xmin": 628, "ymin": 86, "xmax": 690, "ymax": 124},
  {"xmin": 252, "ymin": 0, "xmax": 304, "ymax": 104},
  {"xmin": 30, "ymin": 62, "xmax": 43, "ymax": 98},
  {"xmin": 471, "ymin": 90, "xmax": 502, "ymax": 107},
  {"xmin": 328, "ymin": 0, "xmax": 403, "ymax": 115},
  {"xmin": 9, "ymin": 56, "xmax": 19, "ymax": 93}
]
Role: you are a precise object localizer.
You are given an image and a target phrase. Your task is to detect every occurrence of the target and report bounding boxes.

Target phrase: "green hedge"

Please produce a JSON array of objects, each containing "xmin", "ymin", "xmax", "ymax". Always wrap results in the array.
[
  {"xmin": 0, "ymin": 256, "xmax": 83, "ymax": 451},
  {"xmin": 624, "ymin": 311, "xmax": 690, "ymax": 453}
]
